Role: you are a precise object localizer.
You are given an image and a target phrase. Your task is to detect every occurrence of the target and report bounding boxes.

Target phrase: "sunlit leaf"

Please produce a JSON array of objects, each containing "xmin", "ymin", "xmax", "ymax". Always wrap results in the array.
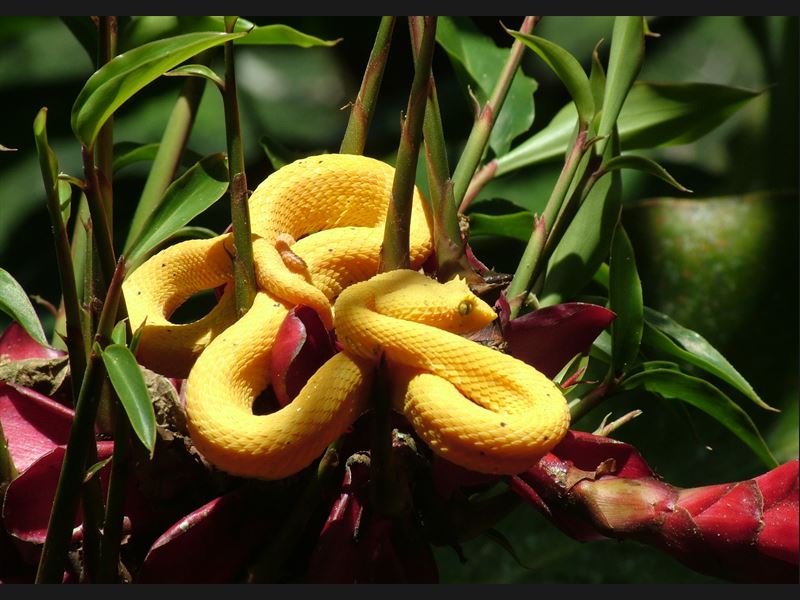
[
  {"xmin": 112, "ymin": 141, "xmax": 202, "ymax": 173},
  {"xmin": 0, "ymin": 268, "xmax": 48, "ymax": 348},
  {"xmin": 596, "ymin": 16, "xmax": 645, "ymax": 155},
  {"xmin": 506, "ymin": 29, "xmax": 592, "ymax": 127},
  {"xmin": 621, "ymin": 368, "xmax": 778, "ymax": 468},
  {"xmin": 125, "ymin": 153, "xmax": 229, "ymax": 268},
  {"xmin": 602, "ymin": 154, "xmax": 691, "ymax": 192},
  {"xmin": 72, "ymin": 31, "xmax": 245, "ymax": 147},
  {"xmin": 437, "ymin": 17, "xmax": 537, "ymax": 156},
  {"xmin": 164, "ymin": 64, "xmax": 224, "ymax": 90},
  {"xmin": 496, "ymin": 82, "xmax": 761, "ymax": 175},
  {"xmin": 100, "ymin": 343, "xmax": 156, "ymax": 455},
  {"xmin": 642, "ymin": 307, "xmax": 776, "ymax": 411},
  {"xmin": 609, "ymin": 224, "xmax": 643, "ymax": 375},
  {"xmin": 121, "ymin": 16, "xmax": 339, "ymax": 51},
  {"xmin": 468, "ymin": 210, "xmax": 534, "ymax": 242}
]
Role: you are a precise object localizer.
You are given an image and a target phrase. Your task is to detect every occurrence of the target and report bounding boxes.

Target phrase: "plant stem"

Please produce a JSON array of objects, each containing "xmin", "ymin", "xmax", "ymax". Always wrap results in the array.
[
  {"xmin": 340, "ymin": 17, "xmax": 395, "ymax": 155},
  {"xmin": 0, "ymin": 417, "xmax": 18, "ymax": 485},
  {"xmin": 458, "ymin": 159, "xmax": 497, "ymax": 214},
  {"xmin": 125, "ymin": 53, "xmax": 210, "ymax": 251},
  {"xmin": 409, "ymin": 16, "xmax": 472, "ymax": 282},
  {"xmin": 569, "ymin": 374, "xmax": 615, "ymax": 423},
  {"xmin": 35, "ymin": 110, "xmax": 87, "ymax": 399},
  {"xmin": 81, "ymin": 146, "xmax": 116, "ymax": 289},
  {"xmin": 506, "ymin": 127, "xmax": 586, "ymax": 319},
  {"xmin": 97, "ymin": 403, "xmax": 131, "ymax": 582},
  {"xmin": 223, "ymin": 23, "xmax": 256, "ymax": 317},
  {"xmin": 36, "ymin": 260, "xmax": 127, "ymax": 583},
  {"xmin": 96, "ymin": 16, "xmax": 116, "ymax": 223},
  {"xmin": 451, "ymin": 16, "xmax": 538, "ymax": 208},
  {"xmin": 379, "ymin": 16, "xmax": 437, "ymax": 272}
]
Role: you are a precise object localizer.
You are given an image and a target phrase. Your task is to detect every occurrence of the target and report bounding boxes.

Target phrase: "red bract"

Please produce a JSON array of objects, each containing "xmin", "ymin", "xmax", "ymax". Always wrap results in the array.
[
  {"xmin": 496, "ymin": 297, "xmax": 616, "ymax": 378},
  {"xmin": 0, "ymin": 382, "xmax": 73, "ymax": 473},
  {"xmin": 3, "ymin": 442, "xmax": 114, "ymax": 544},
  {"xmin": 137, "ymin": 486, "xmax": 280, "ymax": 583},
  {"xmin": 270, "ymin": 305, "xmax": 336, "ymax": 407},
  {"xmin": 307, "ymin": 455, "xmax": 438, "ymax": 583},
  {"xmin": 0, "ymin": 323, "xmax": 63, "ymax": 361},
  {"xmin": 509, "ymin": 431, "xmax": 799, "ymax": 582}
]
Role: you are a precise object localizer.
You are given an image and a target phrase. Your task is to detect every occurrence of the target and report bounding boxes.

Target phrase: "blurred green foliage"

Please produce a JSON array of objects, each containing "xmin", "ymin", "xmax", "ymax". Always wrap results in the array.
[{"xmin": 0, "ymin": 16, "xmax": 796, "ymax": 583}]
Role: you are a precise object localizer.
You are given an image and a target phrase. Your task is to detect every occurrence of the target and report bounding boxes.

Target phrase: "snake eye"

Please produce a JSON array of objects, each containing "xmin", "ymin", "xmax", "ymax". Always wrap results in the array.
[{"xmin": 458, "ymin": 300, "xmax": 473, "ymax": 316}]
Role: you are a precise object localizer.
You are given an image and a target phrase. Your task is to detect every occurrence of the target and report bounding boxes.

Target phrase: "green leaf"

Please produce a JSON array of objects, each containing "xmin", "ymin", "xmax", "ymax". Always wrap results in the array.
[
  {"xmin": 57, "ymin": 180, "xmax": 72, "ymax": 224},
  {"xmin": 540, "ymin": 135, "xmax": 622, "ymax": 306},
  {"xmin": 121, "ymin": 17, "xmax": 339, "ymax": 51},
  {"xmin": 33, "ymin": 107, "xmax": 59, "ymax": 198},
  {"xmin": 506, "ymin": 30, "xmax": 593, "ymax": 127},
  {"xmin": 602, "ymin": 154, "xmax": 692, "ymax": 192},
  {"xmin": 436, "ymin": 17, "xmax": 537, "ymax": 156},
  {"xmin": 467, "ymin": 211, "xmax": 533, "ymax": 243},
  {"xmin": 596, "ymin": 17, "xmax": 645, "ymax": 155},
  {"xmin": 496, "ymin": 82, "xmax": 761, "ymax": 175},
  {"xmin": 589, "ymin": 40, "xmax": 606, "ymax": 110},
  {"xmin": 112, "ymin": 141, "xmax": 203, "ymax": 174},
  {"xmin": 84, "ymin": 456, "xmax": 112, "ymax": 483},
  {"xmin": 125, "ymin": 153, "xmax": 229, "ymax": 268},
  {"xmin": 609, "ymin": 224, "xmax": 643, "ymax": 376},
  {"xmin": 111, "ymin": 320, "xmax": 128, "ymax": 346},
  {"xmin": 100, "ymin": 344, "xmax": 156, "ymax": 455},
  {"xmin": 164, "ymin": 64, "xmax": 225, "ymax": 90},
  {"xmin": 0, "ymin": 268, "xmax": 48, "ymax": 347},
  {"xmin": 621, "ymin": 368, "xmax": 777, "ymax": 468},
  {"xmin": 71, "ymin": 31, "xmax": 245, "ymax": 147},
  {"xmin": 642, "ymin": 307, "xmax": 776, "ymax": 412}
]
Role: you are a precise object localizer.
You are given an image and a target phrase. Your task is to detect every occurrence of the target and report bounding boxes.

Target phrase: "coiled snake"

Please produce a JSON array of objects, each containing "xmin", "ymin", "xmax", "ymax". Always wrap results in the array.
[{"xmin": 123, "ymin": 154, "xmax": 569, "ymax": 479}]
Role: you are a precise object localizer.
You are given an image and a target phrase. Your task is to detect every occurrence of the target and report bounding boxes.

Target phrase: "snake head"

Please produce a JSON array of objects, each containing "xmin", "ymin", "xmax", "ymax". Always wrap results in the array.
[{"xmin": 441, "ymin": 276, "xmax": 497, "ymax": 334}]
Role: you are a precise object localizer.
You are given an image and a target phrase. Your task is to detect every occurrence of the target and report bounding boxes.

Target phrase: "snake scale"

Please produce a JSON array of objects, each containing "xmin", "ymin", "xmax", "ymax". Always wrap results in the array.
[{"xmin": 123, "ymin": 154, "xmax": 570, "ymax": 479}]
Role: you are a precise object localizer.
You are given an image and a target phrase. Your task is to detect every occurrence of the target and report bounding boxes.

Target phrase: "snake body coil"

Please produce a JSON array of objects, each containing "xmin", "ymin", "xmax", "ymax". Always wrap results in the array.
[{"xmin": 123, "ymin": 154, "xmax": 569, "ymax": 480}]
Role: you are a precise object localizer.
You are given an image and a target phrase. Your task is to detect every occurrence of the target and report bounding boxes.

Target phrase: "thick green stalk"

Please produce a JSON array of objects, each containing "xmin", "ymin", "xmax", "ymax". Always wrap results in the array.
[
  {"xmin": 223, "ymin": 23, "xmax": 256, "ymax": 316},
  {"xmin": 34, "ymin": 110, "xmax": 87, "ymax": 398},
  {"xmin": 409, "ymin": 16, "xmax": 471, "ymax": 282},
  {"xmin": 36, "ymin": 260, "xmax": 126, "ymax": 583},
  {"xmin": 340, "ymin": 17, "xmax": 395, "ymax": 155},
  {"xmin": 506, "ymin": 127, "xmax": 589, "ymax": 317},
  {"xmin": 379, "ymin": 16, "xmax": 437, "ymax": 272},
  {"xmin": 96, "ymin": 16, "xmax": 117, "ymax": 222},
  {"xmin": 81, "ymin": 147, "xmax": 116, "ymax": 289},
  {"xmin": 125, "ymin": 54, "xmax": 209, "ymax": 250},
  {"xmin": 451, "ymin": 16, "xmax": 538, "ymax": 207}
]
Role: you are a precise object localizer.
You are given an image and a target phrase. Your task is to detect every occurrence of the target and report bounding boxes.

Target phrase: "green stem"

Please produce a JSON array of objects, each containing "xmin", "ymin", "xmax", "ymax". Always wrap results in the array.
[
  {"xmin": 340, "ymin": 17, "xmax": 395, "ymax": 155},
  {"xmin": 0, "ymin": 418, "xmax": 18, "ymax": 485},
  {"xmin": 97, "ymin": 402, "xmax": 131, "ymax": 582},
  {"xmin": 35, "ymin": 109, "xmax": 87, "ymax": 400},
  {"xmin": 125, "ymin": 53, "xmax": 210, "ymax": 251},
  {"xmin": 79, "ymin": 441, "xmax": 105, "ymax": 582},
  {"xmin": 569, "ymin": 374, "xmax": 616, "ymax": 423},
  {"xmin": 458, "ymin": 158, "xmax": 496, "ymax": 214},
  {"xmin": 451, "ymin": 15, "xmax": 538, "ymax": 207},
  {"xmin": 81, "ymin": 146, "xmax": 116, "ymax": 289},
  {"xmin": 379, "ymin": 16, "xmax": 437, "ymax": 272},
  {"xmin": 223, "ymin": 24, "xmax": 256, "ymax": 317},
  {"xmin": 409, "ymin": 16, "xmax": 471, "ymax": 282},
  {"xmin": 36, "ymin": 260, "xmax": 126, "ymax": 583},
  {"xmin": 506, "ymin": 127, "xmax": 592, "ymax": 318},
  {"xmin": 96, "ymin": 16, "xmax": 117, "ymax": 223}
]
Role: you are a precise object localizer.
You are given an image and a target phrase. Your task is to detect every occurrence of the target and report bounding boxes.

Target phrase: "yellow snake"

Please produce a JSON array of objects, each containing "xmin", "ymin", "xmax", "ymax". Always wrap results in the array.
[{"xmin": 123, "ymin": 154, "xmax": 570, "ymax": 480}]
